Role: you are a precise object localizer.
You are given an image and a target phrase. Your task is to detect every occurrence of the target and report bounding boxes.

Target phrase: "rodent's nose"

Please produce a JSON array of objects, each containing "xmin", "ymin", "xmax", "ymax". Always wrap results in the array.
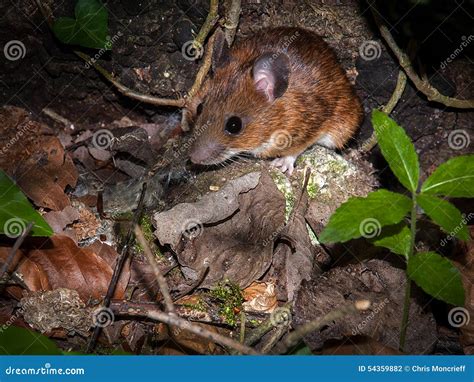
[
  {"xmin": 190, "ymin": 148, "xmax": 206, "ymax": 164},
  {"xmin": 190, "ymin": 141, "xmax": 223, "ymax": 164}
]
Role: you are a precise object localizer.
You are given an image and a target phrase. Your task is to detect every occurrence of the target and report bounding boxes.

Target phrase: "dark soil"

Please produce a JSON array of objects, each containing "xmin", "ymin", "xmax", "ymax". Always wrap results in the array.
[
  {"xmin": 0, "ymin": 0, "xmax": 472, "ymax": 355},
  {"xmin": 1, "ymin": 1, "xmax": 471, "ymax": 177}
]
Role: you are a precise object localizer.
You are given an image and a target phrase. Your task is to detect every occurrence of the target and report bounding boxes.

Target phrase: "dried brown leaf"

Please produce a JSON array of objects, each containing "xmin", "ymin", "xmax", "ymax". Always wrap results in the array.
[
  {"xmin": 243, "ymin": 281, "xmax": 278, "ymax": 313},
  {"xmin": 0, "ymin": 236, "xmax": 129, "ymax": 301},
  {"xmin": 0, "ymin": 106, "xmax": 78, "ymax": 210},
  {"xmin": 156, "ymin": 172, "xmax": 285, "ymax": 288}
]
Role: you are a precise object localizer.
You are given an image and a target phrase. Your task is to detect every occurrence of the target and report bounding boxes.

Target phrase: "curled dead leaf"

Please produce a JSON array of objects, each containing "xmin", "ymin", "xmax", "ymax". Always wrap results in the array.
[
  {"xmin": 0, "ymin": 236, "xmax": 129, "ymax": 302},
  {"xmin": 0, "ymin": 106, "xmax": 78, "ymax": 210},
  {"xmin": 154, "ymin": 171, "xmax": 286, "ymax": 288},
  {"xmin": 243, "ymin": 281, "xmax": 278, "ymax": 313}
]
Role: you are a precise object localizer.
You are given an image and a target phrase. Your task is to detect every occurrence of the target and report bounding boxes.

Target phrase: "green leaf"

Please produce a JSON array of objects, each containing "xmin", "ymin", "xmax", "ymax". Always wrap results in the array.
[
  {"xmin": 372, "ymin": 110, "xmax": 420, "ymax": 192},
  {"xmin": 372, "ymin": 223, "xmax": 411, "ymax": 257},
  {"xmin": 420, "ymin": 155, "xmax": 474, "ymax": 197},
  {"xmin": 319, "ymin": 190, "xmax": 411, "ymax": 244},
  {"xmin": 0, "ymin": 170, "xmax": 53, "ymax": 237},
  {"xmin": 288, "ymin": 343, "xmax": 313, "ymax": 355},
  {"xmin": 408, "ymin": 252, "xmax": 465, "ymax": 306},
  {"xmin": 417, "ymin": 194, "xmax": 470, "ymax": 241},
  {"xmin": 111, "ymin": 347, "xmax": 133, "ymax": 355},
  {"xmin": 0, "ymin": 326, "xmax": 62, "ymax": 355},
  {"xmin": 53, "ymin": 0, "xmax": 109, "ymax": 50}
]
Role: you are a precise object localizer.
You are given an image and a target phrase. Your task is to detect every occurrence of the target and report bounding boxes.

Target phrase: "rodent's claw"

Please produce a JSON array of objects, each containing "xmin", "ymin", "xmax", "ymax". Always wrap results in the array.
[{"xmin": 271, "ymin": 156, "xmax": 296, "ymax": 176}]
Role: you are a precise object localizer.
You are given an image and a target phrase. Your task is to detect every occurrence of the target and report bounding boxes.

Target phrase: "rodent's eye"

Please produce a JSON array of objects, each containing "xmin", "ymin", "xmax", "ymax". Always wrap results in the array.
[
  {"xmin": 224, "ymin": 116, "xmax": 243, "ymax": 135},
  {"xmin": 196, "ymin": 103, "xmax": 203, "ymax": 116}
]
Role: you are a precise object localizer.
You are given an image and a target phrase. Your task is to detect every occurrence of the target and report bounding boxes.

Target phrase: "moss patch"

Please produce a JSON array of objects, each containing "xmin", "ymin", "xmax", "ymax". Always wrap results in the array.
[
  {"xmin": 210, "ymin": 280, "xmax": 244, "ymax": 326},
  {"xmin": 270, "ymin": 169, "xmax": 295, "ymax": 221},
  {"xmin": 133, "ymin": 214, "xmax": 162, "ymax": 257}
]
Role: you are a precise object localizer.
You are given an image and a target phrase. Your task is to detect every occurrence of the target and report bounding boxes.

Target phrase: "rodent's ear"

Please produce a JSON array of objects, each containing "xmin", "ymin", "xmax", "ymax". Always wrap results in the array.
[
  {"xmin": 253, "ymin": 53, "xmax": 290, "ymax": 102},
  {"xmin": 212, "ymin": 28, "xmax": 231, "ymax": 73}
]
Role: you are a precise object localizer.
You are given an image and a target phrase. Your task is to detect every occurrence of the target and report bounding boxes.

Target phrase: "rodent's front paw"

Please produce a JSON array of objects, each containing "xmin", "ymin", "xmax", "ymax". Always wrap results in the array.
[{"xmin": 271, "ymin": 155, "xmax": 296, "ymax": 176}]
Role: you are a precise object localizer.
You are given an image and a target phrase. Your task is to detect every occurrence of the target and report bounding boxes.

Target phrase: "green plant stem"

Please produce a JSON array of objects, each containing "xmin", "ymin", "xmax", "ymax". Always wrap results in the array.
[
  {"xmin": 399, "ymin": 191, "xmax": 417, "ymax": 351},
  {"xmin": 399, "ymin": 272, "xmax": 412, "ymax": 351}
]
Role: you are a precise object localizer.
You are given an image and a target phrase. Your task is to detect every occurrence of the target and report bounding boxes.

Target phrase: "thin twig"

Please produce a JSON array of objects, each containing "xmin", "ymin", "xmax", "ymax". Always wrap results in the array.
[
  {"xmin": 112, "ymin": 300, "xmax": 259, "ymax": 353},
  {"xmin": 260, "ymin": 321, "xmax": 289, "ymax": 353},
  {"xmin": 360, "ymin": 70, "xmax": 407, "ymax": 152},
  {"xmin": 285, "ymin": 167, "xmax": 311, "ymax": 225},
  {"xmin": 224, "ymin": 0, "xmax": 241, "ymax": 46},
  {"xmin": 187, "ymin": 30, "xmax": 217, "ymax": 100},
  {"xmin": 74, "ymin": 51, "xmax": 186, "ymax": 107},
  {"xmin": 134, "ymin": 225, "xmax": 175, "ymax": 314},
  {"xmin": 111, "ymin": 300, "xmax": 263, "ymax": 326},
  {"xmin": 142, "ymin": 309, "xmax": 258, "ymax": 354},
  {"xmin": 271, "ymin": 300, "xmax": 370, "ymax": 354},
  {"xmin": 194, "ymin": 0, "xmax": 219, "ymax": 49},
  {"xmin": 42, "ymin": 107, "xmax": 73, "ymax": 128},
  {"xmin": 239, "ymin": 311, "xmax": 246, "ymax": 343},
  {"xmin": 243, "ymin": 303, "xmax": 292, "ymax": 347},
  {"xmin": 86, "ymin": 183, "xmax": 148, "ymax": 353},
  {"xmin": 372, "ymin": 9, "xmax": 474, "ymax": 109},
  {"xmin": 399, "ymin": 192, "xmax": 417, "ymax": 352},
  {"xmin": 0, "ymin": 222, "xmax": 34, "ymax": 283},
  {"xmin": 146, "ymin": 310, "xmax": 258, "ymax": 355}
]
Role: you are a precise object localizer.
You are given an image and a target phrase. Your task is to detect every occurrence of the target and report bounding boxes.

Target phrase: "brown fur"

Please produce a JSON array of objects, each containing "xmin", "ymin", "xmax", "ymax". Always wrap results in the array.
[{"xmin": 189, "ymin": 27, "xmax": 363, "ymax": 164}]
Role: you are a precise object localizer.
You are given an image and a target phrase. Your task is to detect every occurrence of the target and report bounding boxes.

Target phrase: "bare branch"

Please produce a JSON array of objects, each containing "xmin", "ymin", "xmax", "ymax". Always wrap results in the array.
[
  {"xmin": 74, "ymin": 51, "xmax": 186, "ymax": 107},
  {"xmin": 360, "ymin": 70, "xmax": 407, "ymax": 152},
  {"xmin": 270, "ymin": 300, "xmax": 370, "ymax": 354},
  {"xmin": 134, "ymin": 225, "xmax": 175, "ymax": 314},
  {"xmin": 224, "ymin": 0, "xmax": 241, "ymax": 46},
  {"xmin": 122, "ymin": 305, "xmax": 259, "ymax": 354},
  {"xmin": 194, "ymin": 0, "xmax": 220, "ymax": 49},
  {"xmin": 372, "ymin": 10, "xmax": 474, "ymax": 109},
  {"xmin": 187, "ymin": 29, "xmax": 218, "ymax": 100},
  {"xmin": 86, "ymin": 183, "xmax": 148, "ymax": 352}
]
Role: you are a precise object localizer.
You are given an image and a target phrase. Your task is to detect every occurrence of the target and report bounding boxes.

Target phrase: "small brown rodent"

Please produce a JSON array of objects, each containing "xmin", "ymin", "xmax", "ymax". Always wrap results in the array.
[{"xmin": 189, "ymin": 27, "xmax": 363, "ymax": 174}]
